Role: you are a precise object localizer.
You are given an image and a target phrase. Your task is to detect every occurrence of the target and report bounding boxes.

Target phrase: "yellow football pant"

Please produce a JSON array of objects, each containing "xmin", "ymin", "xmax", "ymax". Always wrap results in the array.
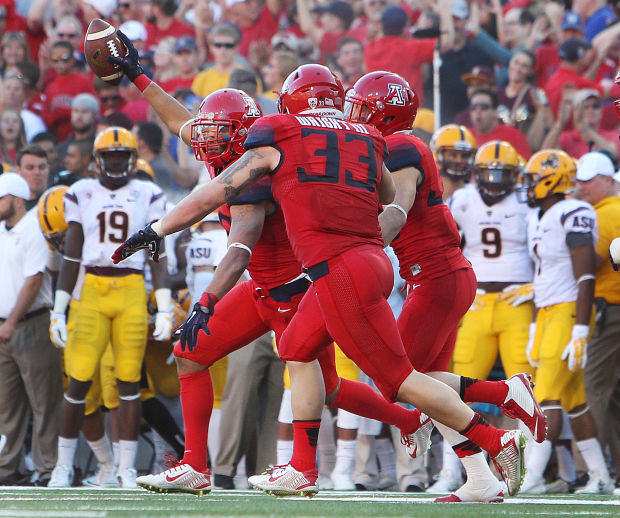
[
  {"xmin": 452, "ymin": 292, "xmax": 534, "ymax": 379},
  {"xmin": 68, "ymin": 273, "xmax": 147, "ymax": 383}
]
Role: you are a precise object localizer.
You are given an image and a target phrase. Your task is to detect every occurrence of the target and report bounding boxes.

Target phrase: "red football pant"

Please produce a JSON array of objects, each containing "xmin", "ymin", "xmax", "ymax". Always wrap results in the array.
[
  {"xmin": 173, "ymin": 278, "xmax": 340, "ymax": 392},
  {"xmin": 280, "ymin": 245, "xmax": 413, "ymax": 401},
  {"xmin": 398, "ymin": 267, "xmax": 476, "ymax": 373}
]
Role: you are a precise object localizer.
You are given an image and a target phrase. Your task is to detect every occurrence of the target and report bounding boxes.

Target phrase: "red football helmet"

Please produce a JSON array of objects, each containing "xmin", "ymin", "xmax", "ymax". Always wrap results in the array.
[
  {"xmin": 191, "ymin": 88, "xmax": 262, "ymax": 170},
  {"xmin": 344, "ymin": 71, "xmax": 418, "ymax": 136},
  {"xmin": 278, "ymin": 64, "xmax": 345, "ymax": 116}
]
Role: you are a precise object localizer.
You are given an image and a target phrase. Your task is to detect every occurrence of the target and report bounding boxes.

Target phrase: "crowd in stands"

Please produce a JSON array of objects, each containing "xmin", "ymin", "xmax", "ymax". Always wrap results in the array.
[{"xmin": 0, "ymin": 0, "xmax": 618, "ymax": 493}]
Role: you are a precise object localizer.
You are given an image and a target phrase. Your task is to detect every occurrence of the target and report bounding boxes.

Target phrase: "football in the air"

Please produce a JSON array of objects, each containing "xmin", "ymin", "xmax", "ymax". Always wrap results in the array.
[{"xmin": 84, "ymin": 18, "xmax": 127, "ymax": 86}]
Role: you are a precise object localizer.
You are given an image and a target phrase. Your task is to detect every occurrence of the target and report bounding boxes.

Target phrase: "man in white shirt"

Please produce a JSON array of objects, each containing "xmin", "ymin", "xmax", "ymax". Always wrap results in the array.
[{"xmin": 0, "ymin": 173, "xmax": 62, "ymax": 486}]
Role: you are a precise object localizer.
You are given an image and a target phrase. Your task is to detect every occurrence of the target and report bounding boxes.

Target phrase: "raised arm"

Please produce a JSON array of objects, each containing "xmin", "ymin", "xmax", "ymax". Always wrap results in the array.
[
  {"xmin": 296, "ymin": 0, "xmax": 324, "ymax": 46},
  {"xmin": 109, "ymin": 31, "xmax": 194, "ymax": 144}
]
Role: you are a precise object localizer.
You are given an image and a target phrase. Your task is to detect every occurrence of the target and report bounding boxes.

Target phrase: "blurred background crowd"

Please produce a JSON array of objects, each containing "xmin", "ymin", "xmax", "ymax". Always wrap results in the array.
[{"xmin": 0, "ymin": 0, "xmax": 618, "ymax": 495}]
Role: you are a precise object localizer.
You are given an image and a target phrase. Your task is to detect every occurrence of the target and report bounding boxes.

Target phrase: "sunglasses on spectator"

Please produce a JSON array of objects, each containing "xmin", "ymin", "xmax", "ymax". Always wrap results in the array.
[
  {"xmin": 368, "ymin": 0, "xmax": 387, "ymax": 5},
  {"xmin": 212, "ymin": 42, "xmax": 237, "ymax": 49},
  {"xmin": 51, "ymin": 55, "xmax": 72, "ymax": 63},
  {"xmin": 470, "ymin": 102, "xmax": 492, "ymax": 111},
  {"xmin": 101, "ymin": 95, "xmax": 121, "ymax": 103},
  {"xmin": 583, "ymin": 102, "xmax": 601, "ymax": 109},
  {"xmin": 57, "ymin": 33, "xmax": 78, "ymax": 39},
  {"xmin": 119, "ymin": 2, "xmax": 132, "ymax": 8}
]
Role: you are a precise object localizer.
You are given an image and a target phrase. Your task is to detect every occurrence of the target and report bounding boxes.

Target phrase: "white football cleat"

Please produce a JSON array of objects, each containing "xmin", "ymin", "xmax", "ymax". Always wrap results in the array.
[
  {"xmin": 252, "ymin": 463, "xmax": 318, "ymax": 497},
  {"xmin": 331, "ymin": 472, "xmax": 355, "ymax": 490},
  {"xmin": 83, "ymin": 463, "xmax": 118, "ymax": 487},
  {"xmin": 248, "ymin": 465, "xmax": 285, "ymax": 489},
  {"xmin": 400, "ymin": 413, "xmax": 434, "ymax": 459},
  {"xmin": 426, "ymin": 469, "xmax": 463, "ymax": 494},
  {"xmin": 501, "ymin": 373, "xmax": 546, "ymax": 443},
  {"xmin": 117, "ymin": 468, "xmax": 138, "ymax": 488},
  {"xmin": 574, "ymin": 472, "xmax": 615, "ymax": 495},
  {"xmin": 48, "ymin": 464, "xmax": 74, "ymax": 488},
  {"xmin": 435, "ymin": 478, "xmax": 505, "ymax": 503},
  {"xmin": 491, "ymin": 430, "xmax": 527, "ymax": 496},
  {"xmin": 519, "ymin": 473, "xmax": 547, "ymax": 494},
  {"xmin": 136, "ymin": 463, "xmax": 211, "ymax": 495}
]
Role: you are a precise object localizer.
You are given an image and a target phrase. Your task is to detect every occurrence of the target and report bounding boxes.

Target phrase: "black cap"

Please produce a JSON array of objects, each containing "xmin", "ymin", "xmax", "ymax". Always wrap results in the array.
[
  {"xmin": 314, "ymin": 1, "xmax": 355, "ymax": 30},
  {"xmin": 558, "ymin": 38, "xmax": 591, "ymax": 62},
  {"xmin": 381, "ymin": 6, "xmax": 407, "ymax": 36}
]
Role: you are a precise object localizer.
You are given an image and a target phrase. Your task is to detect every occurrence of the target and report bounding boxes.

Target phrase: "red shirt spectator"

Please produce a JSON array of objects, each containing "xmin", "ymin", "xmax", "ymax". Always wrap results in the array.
[
  {"xmin": 237, "ymin": 4, "xmax": 279, "ymax": 59},
  {"xmin": 544, "ymin": 39, "xmax": 602, "ymax": 117},
  {"xmin": 468, "ymin": 88, "xmax": 532, "ymax": 158},
  {"xmin": 42, "ymin": 42, "xmax": 95, "ymax": 142},
  {"xmin": 145, "ymin": 0, "xmax": 194, "ymax": 51},
  {"xmin": 365, "ymin": 36, "xmax": 436, "ymax": 106}
]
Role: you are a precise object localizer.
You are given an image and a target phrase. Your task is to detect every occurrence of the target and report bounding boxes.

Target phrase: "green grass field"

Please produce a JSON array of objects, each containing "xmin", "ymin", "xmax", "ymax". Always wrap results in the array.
[{"xmin": 0, "ymin": 488, "xmax": 618, "ymax": 518}]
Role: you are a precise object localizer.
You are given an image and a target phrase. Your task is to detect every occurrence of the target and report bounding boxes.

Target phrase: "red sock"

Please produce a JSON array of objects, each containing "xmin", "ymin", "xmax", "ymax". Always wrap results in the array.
[
  {"xmin": 452, "ymin": 439, "xmax": 482, "ymax": 458},
  {"xmin": 459, "ymin": 413, "xmax": 504, "ymax": 457},
  {"xmin": 331, "ymin": 378, "xmax": 422, "ymax": 434},
  {"xmin": 179, "ymin": 369, "xmax": 213, "ymax": 472},
  {"xmin": 290, "ymin": 420, "xmax": 321, "ymax": 472},
  {"xmin": 460, "ymin": 377, "xmax": 508, "ymax": 406}
]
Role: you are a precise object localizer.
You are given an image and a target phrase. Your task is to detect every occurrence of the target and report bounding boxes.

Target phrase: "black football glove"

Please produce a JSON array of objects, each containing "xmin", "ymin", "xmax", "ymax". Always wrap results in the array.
[
  {"xmin": 107, "ymin": 30, "xmax": 144, "ymax": 81},
  {"xmin": 112, "ymin": 223, "xmax": 162, "ymax": 264},
  {"xmin": 176, "ymin": 292, "xmax": 218, "ymax": 352}
]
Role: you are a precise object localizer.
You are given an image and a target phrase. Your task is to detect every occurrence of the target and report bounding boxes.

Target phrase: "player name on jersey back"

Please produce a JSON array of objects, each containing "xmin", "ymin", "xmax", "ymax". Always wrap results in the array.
[{"xmin": 293, "ymin": 115, "xmax": 370, "ymax": 134}]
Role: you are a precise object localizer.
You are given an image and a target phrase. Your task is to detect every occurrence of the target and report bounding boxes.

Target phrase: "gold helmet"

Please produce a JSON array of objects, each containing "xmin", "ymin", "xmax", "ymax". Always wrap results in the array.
[
  {"xmin": 474, "ymin": 140, "xmax": 520, "ymax": 203},
  {"xmin": 37, "ymin": 185, "xmax": 68, "ymax": 251},
  {"xmin": 136, "ymin": 158, "xmax": 155, "ymax": 180},
  {"xmin": 430, "ymin": 124, "xmax": 477, "ymax": 181},
  {"xmin": 519, "ymin": 149, "xmax": 575, "ymax": 207},
  {"xmin": 93, "ymin": 126, "xmax": 138, "ymax": 186}
]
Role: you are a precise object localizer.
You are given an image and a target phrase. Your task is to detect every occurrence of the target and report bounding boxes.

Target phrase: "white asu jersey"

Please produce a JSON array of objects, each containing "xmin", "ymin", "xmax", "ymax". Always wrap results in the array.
[
  {"xmin": 185, "ymin": 227, "xmax": 228, "ymax": 304},
  {"xmin": 527, "ymin": 198, "xmax": 598, "ymax": 308},
  {"xmin": 64, "ymin": 178, "xmax": 166, "ymax": 270},
  {"xmin": 450, "ymin": 186, "xmax": 534, "ymax": 282}
]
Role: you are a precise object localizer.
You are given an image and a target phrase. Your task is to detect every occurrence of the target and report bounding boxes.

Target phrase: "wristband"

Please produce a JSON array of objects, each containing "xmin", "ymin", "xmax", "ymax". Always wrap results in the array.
[
  {"xmin": 52, "ymin": 290, "xmax": 72, "ymax": 314},
  {"xmin": 384, "ymin": 203, "xmax": 408, "ymax": 219},
  {"xmin": 576, "ymin": 274, "xmax": 595, "ymax": 284},
  {"xmin": 228, "ymin": 242, "xmax": 252, "ymax": 256},
  {"xmin": 198, "ymin": 292, "xmax": 219, "ymax": 308},
  {"xmin": 179, "ymin": 119, "xmax": 194, "ymax": 141},
  {"xmin": 571, "ymin": 324, "xmax": 590, "ymax": 339},
  {"xmin": 134, "ymin": 73, "xmax": 153, "ymax": 93},
  {"xmin": 150, "ymin": 220, "xmax": 165, "ymax": 237},
  {"xmin": 154, "ymin": 288, "xmax": 172, "ymax": 313}
]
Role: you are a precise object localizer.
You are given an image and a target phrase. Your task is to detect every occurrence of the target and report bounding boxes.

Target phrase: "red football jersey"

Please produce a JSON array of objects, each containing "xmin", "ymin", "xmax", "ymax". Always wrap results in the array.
[
  {"xmin": 385, "ymin": 132, "xmax": 471, "ymax": 282},
  {"xmin": 217, "ymin": 176, "xmax": 302, "ymax": 288},
  {"xmin": 244, "ymin": 114, "xmax": 386, "ymax": 267}
]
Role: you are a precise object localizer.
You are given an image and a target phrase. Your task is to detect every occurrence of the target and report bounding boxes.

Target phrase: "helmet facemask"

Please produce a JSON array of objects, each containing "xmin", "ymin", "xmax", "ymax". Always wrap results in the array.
[
  {"xmin": 437, "ymin": 147, "xmax": 476, "ymax": 182},
  {"xmin": 96, "ymin": 149, "xmax": 136, "ymax": 187},
  {"xmin": 475, "ymin": 166, "xmax": 518, "ymax": 204},
  {"xmin": 190, "ymin": 118, "xmax": 239, "ymax": 170}
]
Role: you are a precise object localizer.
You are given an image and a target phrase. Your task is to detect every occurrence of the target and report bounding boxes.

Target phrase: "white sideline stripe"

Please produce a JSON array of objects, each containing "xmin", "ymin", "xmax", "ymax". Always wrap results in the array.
[
  {"xmin": 0, "ymin": 513, "xmax": 105, "ymax": 517},
  {"xmin": 86, "ymin": 26, "xmax": 116, "ymax": 40}
]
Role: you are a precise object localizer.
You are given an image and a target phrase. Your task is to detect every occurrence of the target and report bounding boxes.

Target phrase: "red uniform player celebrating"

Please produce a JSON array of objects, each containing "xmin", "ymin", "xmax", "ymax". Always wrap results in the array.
[
  {"xmin": 112, "ymin": 56, "xmax": 529, "ymax": 498},
  {"xmin": 344, "ymin": 71, "xmax": 546, "ymax": 502},
  {"xmin": 107, "ymin": 34, "xmax": 435, "ymax": 495}
]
